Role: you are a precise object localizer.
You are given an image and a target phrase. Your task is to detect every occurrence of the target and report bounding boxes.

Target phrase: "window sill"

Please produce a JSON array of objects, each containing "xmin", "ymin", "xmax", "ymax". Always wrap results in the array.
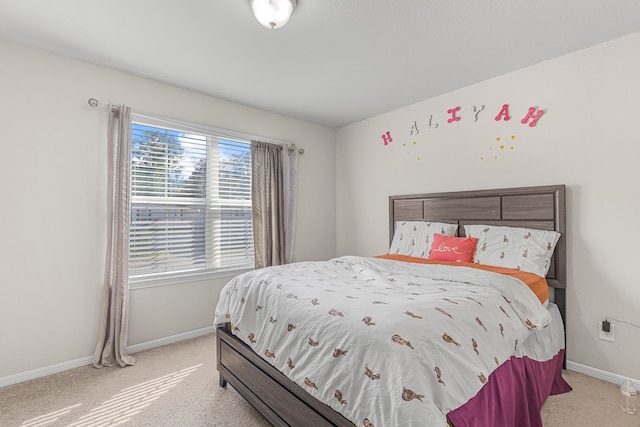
[{"xmin": 129, "ymin": 267, "xmax": 254, "ymax": 290}]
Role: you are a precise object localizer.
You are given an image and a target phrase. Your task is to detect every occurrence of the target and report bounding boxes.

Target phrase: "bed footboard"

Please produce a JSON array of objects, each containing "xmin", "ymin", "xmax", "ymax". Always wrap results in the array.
[{"xmin": 216, "ymin": 324, "xmax": 354, "ymax": 427}]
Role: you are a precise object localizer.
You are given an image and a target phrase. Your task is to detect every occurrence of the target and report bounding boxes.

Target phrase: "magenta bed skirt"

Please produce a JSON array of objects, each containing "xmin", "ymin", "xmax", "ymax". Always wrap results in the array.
[{"xmin": 448, "ymin": 350, "xmax": 571, "ymax": 427}]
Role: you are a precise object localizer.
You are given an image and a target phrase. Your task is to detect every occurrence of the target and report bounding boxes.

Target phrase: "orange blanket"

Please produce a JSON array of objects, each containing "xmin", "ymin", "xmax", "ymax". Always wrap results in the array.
[{"xmin": 376, "ymin": 254, "xmax": 549, "ymax": 304}]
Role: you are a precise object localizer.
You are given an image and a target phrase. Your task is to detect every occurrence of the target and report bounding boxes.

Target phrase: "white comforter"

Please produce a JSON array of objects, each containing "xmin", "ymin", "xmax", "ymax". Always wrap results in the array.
[{"xmin": 214, "ymin": 256, "xmax": 553, "ymax": 427}]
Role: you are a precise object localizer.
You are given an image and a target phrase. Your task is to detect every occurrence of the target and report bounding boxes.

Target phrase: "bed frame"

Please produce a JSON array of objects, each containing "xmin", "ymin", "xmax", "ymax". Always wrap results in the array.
[{"xmin": 217, "ymin": 184, "xmax": 566, "ymax": 427}]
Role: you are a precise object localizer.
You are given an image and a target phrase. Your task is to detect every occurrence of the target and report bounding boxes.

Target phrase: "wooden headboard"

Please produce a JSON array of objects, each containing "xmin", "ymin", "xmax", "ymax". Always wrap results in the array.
[{"xmin": 389, "ymin": 185, "xmax": 566, "ymax": 323}]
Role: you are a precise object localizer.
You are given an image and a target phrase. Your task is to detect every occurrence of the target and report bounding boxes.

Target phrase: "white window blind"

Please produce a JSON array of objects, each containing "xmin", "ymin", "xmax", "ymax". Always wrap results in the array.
[{"xmin": 129, "ymin": 118, "xmax": 254, "ymax": 279}]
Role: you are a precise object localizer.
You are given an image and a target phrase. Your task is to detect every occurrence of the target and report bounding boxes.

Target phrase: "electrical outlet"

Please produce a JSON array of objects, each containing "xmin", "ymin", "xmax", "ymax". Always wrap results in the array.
[{"xmin": 599, "ymin": 321, "xmax": 615, "ymax": 342}]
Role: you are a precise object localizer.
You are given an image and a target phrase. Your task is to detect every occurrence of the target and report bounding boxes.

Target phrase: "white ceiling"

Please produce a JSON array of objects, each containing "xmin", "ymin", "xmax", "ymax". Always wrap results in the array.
[{"xmin": 1, "ymin": 1, "xmax": 639, "ymax": 129}]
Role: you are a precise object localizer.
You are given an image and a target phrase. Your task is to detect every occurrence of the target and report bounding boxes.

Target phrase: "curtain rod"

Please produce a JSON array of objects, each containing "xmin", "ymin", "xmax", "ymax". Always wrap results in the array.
[{"xmin": 88, "ymin": 98, "xmax": 304, "ymax": 155}]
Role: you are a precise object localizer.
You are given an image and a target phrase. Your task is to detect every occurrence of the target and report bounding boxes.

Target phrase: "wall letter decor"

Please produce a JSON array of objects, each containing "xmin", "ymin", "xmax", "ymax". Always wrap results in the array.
[
  {"xmin": 380, "ymin": 103, "xmax": 547, "ymax": 162},
  {"xmin": 520, "ymin": 107, "xmax": 544, "ymax": 127},
  {"xmin": 494, "ymin": 104, "xmax": 511, "ymax": 122},
  {"xmin": 381, "ymin": 131, "xmax": 393, "ymax": 145},
  {"xmin": 447, "ymin": 106, "xmax": 461, "ymax": 124},
  {"xmin": 410, "ymin": 121, "xmax": 420, "ymax": 135}
]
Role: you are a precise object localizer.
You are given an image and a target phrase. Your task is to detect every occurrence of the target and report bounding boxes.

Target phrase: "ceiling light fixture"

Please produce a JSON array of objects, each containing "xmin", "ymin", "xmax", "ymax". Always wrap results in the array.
[{"xmin": 250, "ymin": 0, "xmax": 298, "ymax": 29}]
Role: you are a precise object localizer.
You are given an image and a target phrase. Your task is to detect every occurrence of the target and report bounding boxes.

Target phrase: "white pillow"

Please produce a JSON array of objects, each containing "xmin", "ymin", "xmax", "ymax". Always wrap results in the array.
[
  {"xmin": 464, "ymin": 224, "xmax": 560, "ymax": 277},
  {"xmin": 389, "ymin": 221, "xmax": 458, "ymax": 258}
]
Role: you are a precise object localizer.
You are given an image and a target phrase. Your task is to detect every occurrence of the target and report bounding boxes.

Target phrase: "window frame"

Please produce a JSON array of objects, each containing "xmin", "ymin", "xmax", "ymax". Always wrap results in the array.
[{"xmin": 128, "ymin": 113, "xmax": 283, "ymax": 289}]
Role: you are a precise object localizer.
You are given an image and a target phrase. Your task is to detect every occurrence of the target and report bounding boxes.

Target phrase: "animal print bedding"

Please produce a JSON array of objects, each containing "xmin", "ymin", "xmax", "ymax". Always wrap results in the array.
[{"xmin": 214, "ymin": 256, "xmax": 556, "ymax": 426}]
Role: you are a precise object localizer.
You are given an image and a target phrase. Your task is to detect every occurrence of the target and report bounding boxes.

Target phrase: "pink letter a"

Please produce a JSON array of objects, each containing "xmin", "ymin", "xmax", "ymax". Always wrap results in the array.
[{"xmin": 495, "ymin": 104, "xmax": 511, "ymax": 122}]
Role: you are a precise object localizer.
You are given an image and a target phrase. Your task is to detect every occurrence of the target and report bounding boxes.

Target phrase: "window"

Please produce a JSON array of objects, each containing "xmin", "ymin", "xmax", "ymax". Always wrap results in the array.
[{"xmin": 129, "ymin": 115, "xmax": 254, "ymax": 283}]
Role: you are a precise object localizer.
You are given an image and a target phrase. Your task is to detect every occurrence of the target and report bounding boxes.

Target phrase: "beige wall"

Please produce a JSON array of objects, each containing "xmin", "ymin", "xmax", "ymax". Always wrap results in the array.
[
  {"xmin": 336, "ymin": 33, "xmax": 640, "ymax": 381},
  {"xmin": 0, "ymin": 40, "xmax": 336, "ymax": 379}
]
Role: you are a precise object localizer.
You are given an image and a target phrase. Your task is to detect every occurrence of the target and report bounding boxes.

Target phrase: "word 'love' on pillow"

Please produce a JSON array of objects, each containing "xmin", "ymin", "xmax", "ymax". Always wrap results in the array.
[{"xmin": 428, "ymin": 233, "xmax": 478, "ymax": 263}]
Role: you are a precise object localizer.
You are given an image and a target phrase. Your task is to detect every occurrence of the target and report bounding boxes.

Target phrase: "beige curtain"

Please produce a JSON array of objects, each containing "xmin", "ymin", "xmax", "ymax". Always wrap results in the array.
[
  {"xmin": 251, "ymin": 140, "xmax": 298, "ymax": 268},
  {"xmin": 283, "ymin": 144, "xmax": 299, "ymax": 264},
  {"xmin": 93, "ymin": 105, "xmax": 136, "ymax": 368}
]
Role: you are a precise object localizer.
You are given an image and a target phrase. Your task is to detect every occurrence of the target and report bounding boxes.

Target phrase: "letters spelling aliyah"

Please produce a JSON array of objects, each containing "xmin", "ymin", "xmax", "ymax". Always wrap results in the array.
[{"xmin": 381, "ymin": 104, "xmax": 544, "ymax": 145}]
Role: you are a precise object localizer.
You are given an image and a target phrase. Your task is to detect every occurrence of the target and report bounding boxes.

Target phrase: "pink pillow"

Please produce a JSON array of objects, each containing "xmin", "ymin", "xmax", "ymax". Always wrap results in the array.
[{"xmin": 429, "ymin": 234, "xmax": 478, "ymax": 263}]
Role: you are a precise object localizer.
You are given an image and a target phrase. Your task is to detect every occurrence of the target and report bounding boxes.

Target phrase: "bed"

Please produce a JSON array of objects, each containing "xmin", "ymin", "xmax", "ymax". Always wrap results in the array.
[{"xmin": 215, "ymin": 185, "xmax": 571, "ymax": 426}]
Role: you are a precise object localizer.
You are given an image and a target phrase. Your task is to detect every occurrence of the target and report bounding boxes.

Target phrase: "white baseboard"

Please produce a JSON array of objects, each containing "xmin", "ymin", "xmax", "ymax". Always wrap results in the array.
[
  {"xmin": 567, "ymin": 360, "xmax": 640, "ymax": 390},
  {"xmin": 0, "ymin": 355, "xmax": 94, "ymax": 388},
  {"xmin": 127, "ymin": 325, "xmax": 216, "ymax": 354},
  {"xmin": 0, "ymin": 326, "xmax": 216, "ymax": 388}
]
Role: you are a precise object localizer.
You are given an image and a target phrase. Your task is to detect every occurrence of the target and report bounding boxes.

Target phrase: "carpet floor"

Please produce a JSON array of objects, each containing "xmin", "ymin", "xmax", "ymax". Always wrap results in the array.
[{"xmin": 0, "ymin": 333, "xmax": 637, "ymax": 426}]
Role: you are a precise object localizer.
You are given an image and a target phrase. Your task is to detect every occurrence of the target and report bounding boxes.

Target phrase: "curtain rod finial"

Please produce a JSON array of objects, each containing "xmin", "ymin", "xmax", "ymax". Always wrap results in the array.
[{"xmin": 88, "ymin": 98, "xmax": 99, "ymax": 108}]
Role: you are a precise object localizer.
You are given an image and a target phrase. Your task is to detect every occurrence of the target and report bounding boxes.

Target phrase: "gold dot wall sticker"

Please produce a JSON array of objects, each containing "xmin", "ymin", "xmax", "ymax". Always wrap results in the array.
[
  {"xmin": 413, "ymin": 141, "xmax": 421, "ymax": 160},
  {"xmin": 402, "ymin": 140, "xmax": 422, "ymax": 160},
  {"xmin": 480, "ymin": 135, "xmax": 517, "ymax": 160}
]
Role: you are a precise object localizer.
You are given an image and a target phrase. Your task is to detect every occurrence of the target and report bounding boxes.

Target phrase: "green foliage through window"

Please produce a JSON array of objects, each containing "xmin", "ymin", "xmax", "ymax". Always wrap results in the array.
[{"xmin": 129, "ymin": 120, "xmax": 254, "ymax": 278}]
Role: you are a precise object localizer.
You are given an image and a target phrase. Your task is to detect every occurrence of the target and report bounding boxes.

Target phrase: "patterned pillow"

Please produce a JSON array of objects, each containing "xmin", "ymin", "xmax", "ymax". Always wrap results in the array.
[
  {"xmin": 389, "ymin": 221, "xmax": 458, "ymax": 258},
  {"xmin": 428, "ymin": 233, "xmax": 478, "ymax": 263},
  {"xmin": 464, "ymin": 224, "xmax": 560, "ymax": 277}
]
